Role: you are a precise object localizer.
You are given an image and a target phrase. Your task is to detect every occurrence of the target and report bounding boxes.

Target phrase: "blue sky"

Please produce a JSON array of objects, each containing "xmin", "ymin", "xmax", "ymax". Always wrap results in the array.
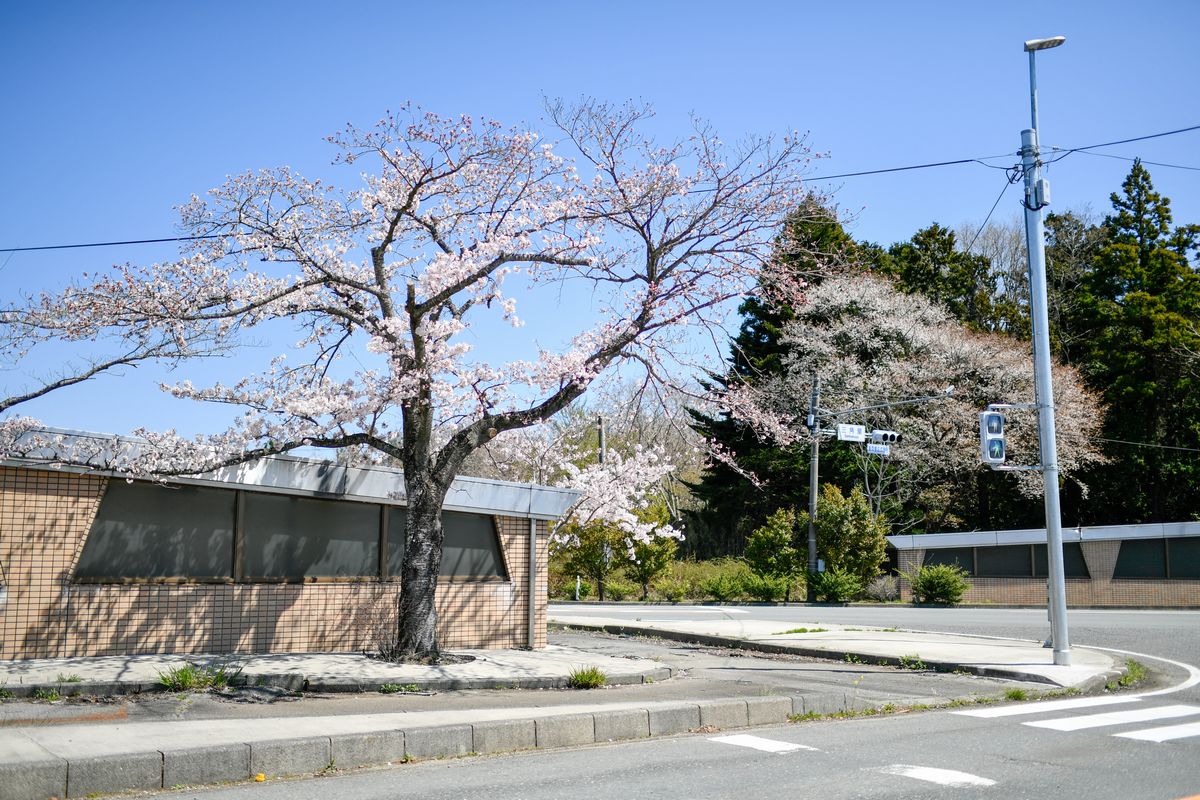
[{"xmin": 2, "ymin": 0, "xmax": 1198, "ymax": 437}]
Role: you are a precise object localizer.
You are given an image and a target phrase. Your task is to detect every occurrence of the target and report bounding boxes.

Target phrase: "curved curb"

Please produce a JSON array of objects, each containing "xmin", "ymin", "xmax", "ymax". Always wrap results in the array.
[{"xmin": 553, "ymin": 621, "xmax": 1122, "ymax": 690}]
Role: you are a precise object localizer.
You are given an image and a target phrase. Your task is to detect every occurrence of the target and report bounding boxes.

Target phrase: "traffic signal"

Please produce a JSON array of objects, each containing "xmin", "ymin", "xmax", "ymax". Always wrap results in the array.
[
  {"xmin": 870, "ymin": 429, "xmax": 901, "ymax": 444},
  {"xmin": 979, "ymin": 411, "xmax": 1006, "ymax": 465}
]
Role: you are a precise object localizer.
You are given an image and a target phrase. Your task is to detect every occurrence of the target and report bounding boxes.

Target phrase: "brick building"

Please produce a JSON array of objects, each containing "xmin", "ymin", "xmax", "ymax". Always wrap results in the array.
[
  {"xmin": 889, "ymin": 523, "xmax": 1200, "ymax": 607},
  {"xmin": 0, "ymin": 433, "xmax": 576, "ymax": 660}
]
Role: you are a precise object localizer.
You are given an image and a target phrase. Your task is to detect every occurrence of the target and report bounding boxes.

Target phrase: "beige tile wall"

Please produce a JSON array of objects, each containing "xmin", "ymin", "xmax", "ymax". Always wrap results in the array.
[
  {"xmin": 895, "ymin": 546, "xmax": 1200, "ymax": 607},
  {"xmin": 0, "ymin": 467, "xmax": 549, "ymax": 660}
]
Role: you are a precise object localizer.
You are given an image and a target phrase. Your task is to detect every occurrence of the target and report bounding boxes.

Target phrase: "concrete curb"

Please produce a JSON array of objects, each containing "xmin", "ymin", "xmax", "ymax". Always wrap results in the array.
[
  {"xmin": 551, "ymin": 621, "xmax": 1121, "ymax": 689},
  {"xmin": 0, "ymin": 667, "xmax": 675, "ymax": 700},
  {"xmin": 0, "ymin": 695, "xmax": 812, "ymax": 800}
]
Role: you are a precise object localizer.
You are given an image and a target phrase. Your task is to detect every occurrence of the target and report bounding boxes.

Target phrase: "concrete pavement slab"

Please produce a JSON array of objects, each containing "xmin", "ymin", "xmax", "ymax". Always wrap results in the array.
[{"xmin": 551, "ymin": 614, "xmax": 1121, "ymax": 689}]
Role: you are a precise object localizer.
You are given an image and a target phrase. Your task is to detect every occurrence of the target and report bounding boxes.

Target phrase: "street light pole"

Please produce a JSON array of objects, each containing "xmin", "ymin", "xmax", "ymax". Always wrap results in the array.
[{"xmin": 1020, "ymin": 35, "xmax": 1070, "ymax": 666}]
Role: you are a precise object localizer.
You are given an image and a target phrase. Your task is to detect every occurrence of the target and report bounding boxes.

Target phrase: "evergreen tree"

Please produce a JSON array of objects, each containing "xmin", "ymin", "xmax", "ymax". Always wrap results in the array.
[
  {"xmin": 1069, "ymin": 161, "xmax": 1200, "ymax": 523},
  {"xmin": 883, "ymin": 224, "xmax": 1001, "ymax": 332},
  {"xmin": 686, "ymin": 200, "xmax": 862, "ymax": 556}
]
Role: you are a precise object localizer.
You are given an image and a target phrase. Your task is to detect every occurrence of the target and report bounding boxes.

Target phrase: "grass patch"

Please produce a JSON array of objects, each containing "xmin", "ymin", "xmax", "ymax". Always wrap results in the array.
[
  {"xmin": 1107, "ymin": 658, "xmax": 1149, "ymax": 691},
  {"xmin": 567, "ymin": 665, "xmax": 608, "ymax": 689},
  {"xmin": 32, "ymin": 687, "xmax": 61, "ymax": 702},
  {"xmin": 789, "ymin": 684, "xmax": 1086, "ymax": 724},
  {"xmin": 55, "ymin": 672, "xmax": 83, "ymax": 683},
  {"xmin": 775, "ymin": 627, "xmax": 828, "ymax": 635},
  {"xmin": 379, "ymin": 683, "xmax": 421, "ymax": 694},
  {"xmin": 157, "ymin": 661, "xmax": 242, "ymax": 692},
  {"xmin": 843, "ymin": 653, "xmax": 865, "ymax": 664},
  {"xmin": 897, "ymin": 655, "xmax": 927, "ymax": 671}
]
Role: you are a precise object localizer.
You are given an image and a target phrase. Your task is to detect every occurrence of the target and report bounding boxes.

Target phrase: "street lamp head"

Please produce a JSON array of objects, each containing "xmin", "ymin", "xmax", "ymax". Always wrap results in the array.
[{"xmin": 1024, "ymin": 36, "xmax": 1066, "ymax": 52}]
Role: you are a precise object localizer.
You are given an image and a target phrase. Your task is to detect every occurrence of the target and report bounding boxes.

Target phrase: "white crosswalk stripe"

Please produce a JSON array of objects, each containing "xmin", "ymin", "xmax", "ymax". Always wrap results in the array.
[
  {"xmin": 1023, "ymin": 704, "xmax": 1200, "ymax": 732},
  {"xmin": 956, "ymin": 696, "xmax": 1200, "ymax": 745},
  {"xmin": 1115, "ymin": 720, "xmax": 1200, "ymax": 743},
  {"xmin": 953, "ymin": 694, "xmax": 1140, "ymax": 718},
  {"xmin": 874, "ymin": 764, "xmax": 996, "ymax": 788},
  {"xmin": 708, "ymin": 734, "xmax": 819, "ymax": 753}
]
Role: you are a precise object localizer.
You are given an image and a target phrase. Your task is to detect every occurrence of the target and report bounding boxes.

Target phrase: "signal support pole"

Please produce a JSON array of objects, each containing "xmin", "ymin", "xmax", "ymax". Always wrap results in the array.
[
  {"xmin": 1021, "ymin": 35, "xmax": 1071, "ymax": 666},
  {"xmin": 806, "ymin": 375, "xmax": 820, "ymax": 602}
]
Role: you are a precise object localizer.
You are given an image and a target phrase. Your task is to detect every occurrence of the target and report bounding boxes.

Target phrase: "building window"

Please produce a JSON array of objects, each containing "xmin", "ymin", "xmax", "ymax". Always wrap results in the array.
[
  {"xmin": 923, "ymin": 547, "xmax": 975, "ymax": 575},
  {"xmin": 75, "ymin": 480, "xmax": 509, "ymax": 583},
  {"xmin": 1033, "ymin": 543, "xmax": 1090, "ymax": 579},
  {"xmin": 76, "ymin": 481, "xmax": 235, "ymax": 580},
  {"xmin": 1167, "ymin": 537, "xmax": 1200, "ymax": 579},
  {"xmin": 976, "ymin": 545, "xmax": 1032, "ymax": 577},
  {"xmin": 242, "ymin": 493, "xmax": 380, "ymax": 580},
  {"xmin": 920, "ymin": 543, "xmax": 1090, "ymax": 579},
  {"xmin": 1113, "ymin": 539, "xmax": 1168, "ymax": 578},
  {"xmin": 388, "ymin": 509, "xmax": 508, "ymax": 579}
]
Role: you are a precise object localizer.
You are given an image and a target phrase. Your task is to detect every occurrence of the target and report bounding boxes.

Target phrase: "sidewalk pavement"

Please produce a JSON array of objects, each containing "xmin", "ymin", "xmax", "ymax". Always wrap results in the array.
[{"xmin": 0, "ymin": 616, "xmax": 1124, "ymax": 800}]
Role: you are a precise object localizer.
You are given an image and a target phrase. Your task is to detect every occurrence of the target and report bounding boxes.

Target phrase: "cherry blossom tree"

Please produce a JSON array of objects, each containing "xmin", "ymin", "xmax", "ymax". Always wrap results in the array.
[
  {"xmin": 0, "ymin": 101, "xmax": 817, "ymax": 660},
  {"xmin": 717, "ymin": 273, "xmax": 1105, "ymax": 531}
]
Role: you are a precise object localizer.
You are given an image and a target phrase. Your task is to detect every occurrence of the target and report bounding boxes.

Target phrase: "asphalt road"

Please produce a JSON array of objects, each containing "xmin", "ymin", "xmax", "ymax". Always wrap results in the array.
[{"xmin": 172, "ymin": 604, "xmax": 1200, "ymax": 800}]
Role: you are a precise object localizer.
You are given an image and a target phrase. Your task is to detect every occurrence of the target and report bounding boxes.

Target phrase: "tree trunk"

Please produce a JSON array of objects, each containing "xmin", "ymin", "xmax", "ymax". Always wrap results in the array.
[
  {"xmin": 394, "ymin": 468, "xmax": 447, "ymax": 661},
  {"xmin": 393, "ymin": 385, "xmax": 454, "ymax": 662}
]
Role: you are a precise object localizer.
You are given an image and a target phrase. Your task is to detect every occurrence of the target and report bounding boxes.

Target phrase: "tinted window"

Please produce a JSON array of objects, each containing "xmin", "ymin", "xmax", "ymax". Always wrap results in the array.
[
  {"xmin": 977, "ymin": 545, "xmax": 1032, "ymax": 577},
  {"xmin": 1113, "ymin": 539, "xmax": 1167, "ymax": 578},
  {"xmin": 923, "ymin": 547, "xmax": 974, "ymax": 575},
  {"xmin": 1033, "ymin": 543, "xmax": 1090, "ymax": 578},
  {"xmin": 1168, "ymin": 537, "xmax": 1200, "ymax": 579},
  {"xmin": 388, "ymin": 509, "xmax": 506, "ymax": 578},
  {"xmin": 76, "ymin": 481, "xmax": 234, "ymax": 579},
  {"xmin": 243, "ymin": 493, "xmax": 379, "ymax": 579}
]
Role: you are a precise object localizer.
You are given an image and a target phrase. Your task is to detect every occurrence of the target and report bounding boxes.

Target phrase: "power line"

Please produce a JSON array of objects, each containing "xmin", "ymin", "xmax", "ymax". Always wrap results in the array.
[
  {"xmin": 3, "ymin": 124, "xmax": 1197, "ymax": 256},
  {"xmin": 0, "ymin": 234, "xmax": 222, "ymax": 254},
  {"xmin": 804, "ymin": 154, "xmax": 1013, "ymax": 182},
  {"xmin": 962, "ymin": 168, "xmax": 1023, "ymax": 254},
  {"xmin": 1061, "ymin": 149, "xmax": 1200, "ymax": 172},
  {"xmin": 1099, "ymin": 441, "xmax": 1200, "ymax": 453},
  {"xmin": 1043, "ymin": 123, "xmax": 1200, "ymax": 166}
]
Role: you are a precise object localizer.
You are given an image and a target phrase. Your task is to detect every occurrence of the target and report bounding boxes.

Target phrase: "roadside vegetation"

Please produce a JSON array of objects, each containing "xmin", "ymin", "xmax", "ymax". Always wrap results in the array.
[{"xmin": 156, "ymin": 661, "xmax": 242, "ymax": 692}]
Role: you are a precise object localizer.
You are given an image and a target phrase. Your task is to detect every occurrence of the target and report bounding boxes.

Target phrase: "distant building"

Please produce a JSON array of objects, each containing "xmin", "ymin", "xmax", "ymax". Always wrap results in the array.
[
  {"xmin": 889, "ymin": 523, "xmax": 1200, "ymax": 607},
  {"xmin": 0, "ymin": 431, "xmax": 576, "ymax": 660}
]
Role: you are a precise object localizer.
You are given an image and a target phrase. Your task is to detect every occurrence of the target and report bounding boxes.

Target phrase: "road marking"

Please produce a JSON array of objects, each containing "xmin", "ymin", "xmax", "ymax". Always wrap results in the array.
[
  {"xmin": 1115, "ymin": 720, "xmax": 1200, "ymax": 743},
  {"xmin": 1023, "ymin": 704, "xmax": 1200, "ymax": 732},
  {"xmin": 875, "ymin": 764, "xmax": 996, "ymax": 788},
  {"xmin": 562, "ymin": 608, "xmax": 751, "ymax": 615},
  {"xmin": 708, "ymin": 734, "xmax": 818, "ymax": 753},
  {"xmin": 954, "ymin": 695, "xmax": 1141, "ymax": 718}
]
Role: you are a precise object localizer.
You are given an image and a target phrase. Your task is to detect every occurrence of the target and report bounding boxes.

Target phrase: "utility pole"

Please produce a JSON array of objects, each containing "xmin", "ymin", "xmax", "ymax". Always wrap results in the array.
[
  {"xmin": 806, "ymin": 374, "xmax": 820, "ymax": 602},
  {"xmin": 1021, "ymin": 35, "xmax": 1071, "ymax": 666}
]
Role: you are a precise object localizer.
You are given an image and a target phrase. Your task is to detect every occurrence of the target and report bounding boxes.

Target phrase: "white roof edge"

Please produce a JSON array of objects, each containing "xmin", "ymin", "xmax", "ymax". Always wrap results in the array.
[
  {"xmin": 3, "ymin": 428, "xmax": 580, "ymax": 520},
  {"xmin": 888, "ymin": 520, "xmax": 1200, "ymax": 549}
]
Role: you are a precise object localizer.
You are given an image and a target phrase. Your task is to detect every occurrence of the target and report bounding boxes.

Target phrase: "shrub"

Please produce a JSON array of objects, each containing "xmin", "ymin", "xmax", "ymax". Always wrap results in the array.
[
  {"xmin": 669, "ymin": 557, "xmax": 748, "ymax": 600},
  {"xmin": 701, "ymin": 573, "xmax": 743, "ymax": 602},
  {"xmin": 567, "ymin": 665, "xmax": 608, "ymax": 689},
  {"xmin": 864, "ymin": 575, "xmax": 900, "ymax": 602},
  {"xmin": 807, "ymin": 567, "xmax": 862, "ymax": 602},
  {"xmin": 741, "ymin": 573, "xmax": 789, "ymax": 602},
  {"xmin": 653, "ymin": 575, "xmax": 689, "ymax": 602},
  {"xmin": 907, "ymin": 564, "xmax": 970, "ymax": 605},
  {"xmin": 798, "ymin": 486, "xmax": 889, "ymax": 587},
  {"xmin": 604, "ymin": 577, "xmax": 638, "ymax": 601},
  {"xmin": 744, "ymin": 508, "xmax": 803, "ymax": 600}
]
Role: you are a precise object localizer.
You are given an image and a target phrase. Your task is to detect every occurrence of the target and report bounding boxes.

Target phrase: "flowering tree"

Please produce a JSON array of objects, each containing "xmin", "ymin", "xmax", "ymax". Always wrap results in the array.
[
  {"xmin": 719, "ymin": 273, "xmax": 1105, "ymax": 531},
  {"xmin": 1, "ymin": 101, "xmax": 816, "ymax": 660}
]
